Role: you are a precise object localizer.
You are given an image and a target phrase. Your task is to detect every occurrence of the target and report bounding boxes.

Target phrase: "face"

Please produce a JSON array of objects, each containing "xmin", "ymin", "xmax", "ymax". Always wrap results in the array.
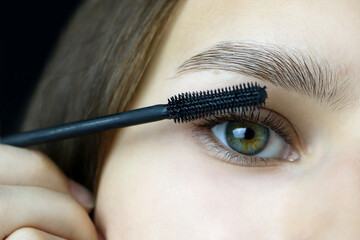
[{"xmin": 95, "ymin": 0, "xmax": 360, "ymax": 239}]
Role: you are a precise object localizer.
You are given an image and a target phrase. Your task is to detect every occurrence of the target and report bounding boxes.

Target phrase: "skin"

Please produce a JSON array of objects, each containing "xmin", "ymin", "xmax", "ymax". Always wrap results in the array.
[
  {"xmin": 0, "ymin": 145, "xmax": 97, "ymax": 240},
  {"xmin": 95, "ymin": 0, "xmax": 360, "ymax": 239}
]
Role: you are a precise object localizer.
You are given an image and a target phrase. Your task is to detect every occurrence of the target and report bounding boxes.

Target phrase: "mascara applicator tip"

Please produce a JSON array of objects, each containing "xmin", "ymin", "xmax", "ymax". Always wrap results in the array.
[
  {"xmin": 259, "ymin": 85, "xmax": 268, "ymax": 101},
  {"xmin": 167, "ymin": 82, "xmax": 268, "ymax": 122}
]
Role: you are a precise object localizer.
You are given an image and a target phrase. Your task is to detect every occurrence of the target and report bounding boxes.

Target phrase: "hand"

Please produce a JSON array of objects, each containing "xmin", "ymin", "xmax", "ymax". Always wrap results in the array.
[{"xmin": 0, "ymin": 144, "xmax": 98, "ymax": 240}]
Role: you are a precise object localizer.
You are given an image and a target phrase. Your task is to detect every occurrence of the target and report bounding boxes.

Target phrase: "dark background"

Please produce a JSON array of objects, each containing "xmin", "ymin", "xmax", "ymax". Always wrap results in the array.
[{"xmin": 1, "ymin": 0, "xmax": 81, "ymax": 136}]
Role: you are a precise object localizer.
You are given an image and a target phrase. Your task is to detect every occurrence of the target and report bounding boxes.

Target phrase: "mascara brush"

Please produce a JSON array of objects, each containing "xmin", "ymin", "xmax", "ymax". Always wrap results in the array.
[{"xmin": 1, "ymin": 82, "xmax": 267, "ymax": 147}]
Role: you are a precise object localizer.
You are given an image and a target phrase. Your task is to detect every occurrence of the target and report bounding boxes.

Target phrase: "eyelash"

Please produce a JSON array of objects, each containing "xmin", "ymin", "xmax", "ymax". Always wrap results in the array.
[{"xmin": 192, "ymin": 107, "xmax": 298, "ymax": 167}]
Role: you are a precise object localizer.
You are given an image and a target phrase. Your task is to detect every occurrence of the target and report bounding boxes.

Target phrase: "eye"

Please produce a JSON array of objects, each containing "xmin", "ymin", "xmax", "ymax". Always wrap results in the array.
[
  {"xmin": 212, "ymin": 120, "xmax": 295, "ymax": 160},
  {"xmin": 193, "ymin": 108, "xmax": 301, "ymax": 167}
]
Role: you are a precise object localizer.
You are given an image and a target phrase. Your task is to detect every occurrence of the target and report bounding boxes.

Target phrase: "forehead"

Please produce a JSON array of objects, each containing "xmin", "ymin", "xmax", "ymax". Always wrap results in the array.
[{"xmin": 165, "ymin": 0, "xmax": 360, "ymax": 80}]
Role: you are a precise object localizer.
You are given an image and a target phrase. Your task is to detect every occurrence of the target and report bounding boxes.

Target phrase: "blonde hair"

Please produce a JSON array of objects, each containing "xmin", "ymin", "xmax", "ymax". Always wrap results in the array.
[{"xmin": 22, "ymin": 0, "xmax": 178, "ymax": 191}]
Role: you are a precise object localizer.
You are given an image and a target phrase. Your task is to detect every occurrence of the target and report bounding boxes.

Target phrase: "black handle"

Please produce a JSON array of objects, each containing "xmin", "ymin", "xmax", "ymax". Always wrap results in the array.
[{"xmin": 1, "ymin": 104, "xmax": 169, "ymax": 147}]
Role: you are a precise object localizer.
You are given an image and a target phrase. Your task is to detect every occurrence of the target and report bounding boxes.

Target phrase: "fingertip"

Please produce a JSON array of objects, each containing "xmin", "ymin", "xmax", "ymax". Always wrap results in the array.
[
  {"xmin": 97, "ymin": 230, "xmax": 106, "ymax": 240},
  {"xmin": 68, "ymin": 179, "xmax": 94, "ymax": 212}
]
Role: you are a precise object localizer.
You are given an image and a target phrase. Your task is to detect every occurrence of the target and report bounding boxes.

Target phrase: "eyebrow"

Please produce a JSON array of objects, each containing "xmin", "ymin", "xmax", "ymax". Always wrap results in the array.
[{"xmin": 176, "ymin": 42, "xmax": 352, "ymax": 111}]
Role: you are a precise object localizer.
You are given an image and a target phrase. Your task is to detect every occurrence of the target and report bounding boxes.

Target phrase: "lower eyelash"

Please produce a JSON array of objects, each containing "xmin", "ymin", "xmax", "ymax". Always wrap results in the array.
[
  {"xmin": 192, "ymin": 127, "xmax": 272, "ymax": 167},
  {"xmin": 191, "ymin": 107, "xmax": 299, "ymax": 167}
]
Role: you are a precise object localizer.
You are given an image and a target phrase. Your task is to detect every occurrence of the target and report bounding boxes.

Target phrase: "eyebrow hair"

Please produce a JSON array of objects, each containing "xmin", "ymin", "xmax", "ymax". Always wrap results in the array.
[{"xmin": 177, "ymin": 42, "xmax": 352, "ymax": 111}]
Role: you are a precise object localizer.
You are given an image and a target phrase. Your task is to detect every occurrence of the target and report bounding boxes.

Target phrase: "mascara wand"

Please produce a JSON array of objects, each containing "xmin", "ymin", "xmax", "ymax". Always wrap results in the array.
[{"xmin": 1, "ymin": 82, "xmax": 267, "ymax": 147}]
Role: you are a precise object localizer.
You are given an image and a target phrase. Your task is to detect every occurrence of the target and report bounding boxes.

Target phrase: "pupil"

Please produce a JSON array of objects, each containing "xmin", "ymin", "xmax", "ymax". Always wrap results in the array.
[
  {"xmin": 225, "ymin": 121, "xmax": 270, "ymax": 156},
  {"xmin": 244, "ymin": 128, "xmax": 255, "ymax": 139}
]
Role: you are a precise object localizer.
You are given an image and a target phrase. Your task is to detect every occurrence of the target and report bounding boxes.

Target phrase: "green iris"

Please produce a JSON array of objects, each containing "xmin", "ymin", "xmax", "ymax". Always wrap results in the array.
[{"xmin": 225, "ymin": 120, "xmax": 270, "ymax": 155}]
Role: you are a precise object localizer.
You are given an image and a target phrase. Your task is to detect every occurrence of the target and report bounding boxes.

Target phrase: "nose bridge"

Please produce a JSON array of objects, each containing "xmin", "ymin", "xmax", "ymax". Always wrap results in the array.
[
  {"xmin": 331, "ymin": 134, "xmax": 360, "ymax": 167},
  {"xmin": 324, "ymin": 115, "xmax": 360, "ymax": 200},
  {"xmin": 319, "ymin": 147, "xmax": 360, "ymax": 233},
  {"xmin": 326, "ymin": 108, "xmax": 360, "ymax": 161},
  {"xmin": 312, "ymin": 122, "xmax": 360, "ymax": 235},
  {"xmin": 281, "ymin": 152, "xmax": 360, "ymax": 238},
  {"xmin": 279, "ymin": 119, "xmax": 360, "ymax": 238}
]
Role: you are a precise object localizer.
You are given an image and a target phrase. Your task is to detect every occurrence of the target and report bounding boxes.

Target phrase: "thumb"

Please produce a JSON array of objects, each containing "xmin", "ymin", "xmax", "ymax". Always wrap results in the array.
[{"xmin": 68, "ymin": 179, "xmax": 94, "ymax": 213}]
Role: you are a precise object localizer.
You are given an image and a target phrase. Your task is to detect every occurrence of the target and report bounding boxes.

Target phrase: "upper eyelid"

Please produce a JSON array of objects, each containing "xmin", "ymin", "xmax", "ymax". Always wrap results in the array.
[{"xmin": 192, "ymin": 107, "xmax": 302, "ymax": 153}]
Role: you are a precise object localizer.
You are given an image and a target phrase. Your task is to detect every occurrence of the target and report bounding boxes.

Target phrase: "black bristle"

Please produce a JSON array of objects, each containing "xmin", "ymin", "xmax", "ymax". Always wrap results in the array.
[{"xmin": 167, "ymin": 83, "xmax": 267, "ymax": 122}]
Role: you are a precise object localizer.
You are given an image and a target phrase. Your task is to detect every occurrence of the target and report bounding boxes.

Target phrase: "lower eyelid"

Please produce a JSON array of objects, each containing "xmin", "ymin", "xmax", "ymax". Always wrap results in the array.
[
  {"xmin": 192, "ymin": 114, "xmax": 302, "ymax": 168},
  {"xmin": 192, "ymin": 127, "xmax": 282, "ymax": 167}
]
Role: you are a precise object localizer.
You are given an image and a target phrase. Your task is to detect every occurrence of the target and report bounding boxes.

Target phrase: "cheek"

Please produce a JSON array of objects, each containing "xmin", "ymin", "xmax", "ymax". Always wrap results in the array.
[
  {"xmin": 95, "ymin": 122, "xmax": 278, "ymax": 239},
  {"xmin": 94, "ymin": 121, "xmax": 360, "ymax": 239},
  {"xmin": 96, "ymin": 122, "xmax": 273, "ymax": 239}
]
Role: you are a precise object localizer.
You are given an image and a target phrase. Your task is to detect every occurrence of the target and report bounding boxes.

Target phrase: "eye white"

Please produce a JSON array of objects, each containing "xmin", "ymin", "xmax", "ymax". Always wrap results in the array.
[
  {"xmin": 211, "ymin": 121, "xmax": 294, "ymax": 159},
  {"xmin": 253, "ymin": 130, "xmax": 292, "ymax": 159},
  {"xmin": 211, "ymin": 122, "xmax": 229, "ymax": 148}
]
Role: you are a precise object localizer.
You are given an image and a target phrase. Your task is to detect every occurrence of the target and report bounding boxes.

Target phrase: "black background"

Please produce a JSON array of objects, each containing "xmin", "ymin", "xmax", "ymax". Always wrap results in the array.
[{"xmin": 1, "ymin": 0, "xmax": 81, "ymax": 136}]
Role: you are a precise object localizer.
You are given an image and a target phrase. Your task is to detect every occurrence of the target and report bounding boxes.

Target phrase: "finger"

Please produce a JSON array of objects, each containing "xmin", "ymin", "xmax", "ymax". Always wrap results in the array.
[
  {"xmin": 0, "ymin": 144, "xmax": 94, "ymax": 211},
  {"xmin": 0, "ymin": 144, "xmax": 69, "ymax": 194},
  {"xmin": 0, "ymin": 186, "xmax": 98, "ymax": 240},
  {"xmin": 68, "ymin": 179, "xmax": 94, "ymax": 213},
  {"xmin": 6, "ymin": 227, "xmax": 65, "ymax": 240}
]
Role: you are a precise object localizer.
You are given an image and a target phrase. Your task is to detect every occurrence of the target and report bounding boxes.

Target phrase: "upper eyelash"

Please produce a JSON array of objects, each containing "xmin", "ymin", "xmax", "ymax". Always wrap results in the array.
[{"xmin": 192, "ymin": 107, "xmax": 296, "ymax": 147}]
